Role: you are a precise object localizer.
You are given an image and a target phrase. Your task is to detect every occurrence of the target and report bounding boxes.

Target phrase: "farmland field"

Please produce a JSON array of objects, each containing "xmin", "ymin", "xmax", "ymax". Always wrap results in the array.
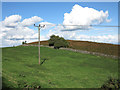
[
  {"xmin": 29, "ymin": 40, "xmax": 119, "ymax": 56},
  {"xmin": 2, "ymin": 46, "xmax": 118, "ymax": 88}
]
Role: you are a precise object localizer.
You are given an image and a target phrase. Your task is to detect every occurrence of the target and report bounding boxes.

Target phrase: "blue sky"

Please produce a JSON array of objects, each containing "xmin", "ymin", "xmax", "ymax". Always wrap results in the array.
[
  {"xmin": 2, "ymin": 2, "xmax": 118, "ymax": 25},
  {"xmin": 1, "ymin": 2, "xmax": 119, "ymax": 47}
]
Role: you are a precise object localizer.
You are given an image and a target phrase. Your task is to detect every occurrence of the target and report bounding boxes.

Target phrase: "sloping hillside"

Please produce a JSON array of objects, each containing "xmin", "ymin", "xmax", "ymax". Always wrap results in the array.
[{"xmin": 2, "ymin": 46, "xmax": 118, "ymax": 88}]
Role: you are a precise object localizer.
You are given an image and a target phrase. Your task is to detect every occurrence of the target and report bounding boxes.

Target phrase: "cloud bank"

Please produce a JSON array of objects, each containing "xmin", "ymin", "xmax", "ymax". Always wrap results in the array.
[
  {"xmin": 45, "ymin": 26, "xmax": 118, "ymax": 44},
  {"xmin": 1, "ymin": 15, "xmax": 44, "ymax": 47}
]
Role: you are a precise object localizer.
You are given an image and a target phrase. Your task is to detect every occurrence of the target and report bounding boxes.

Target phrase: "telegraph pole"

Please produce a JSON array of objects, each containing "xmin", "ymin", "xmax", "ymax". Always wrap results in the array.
[{"xmin": 34, "ymin": 24, "xmax": 45, "ymax": 65}]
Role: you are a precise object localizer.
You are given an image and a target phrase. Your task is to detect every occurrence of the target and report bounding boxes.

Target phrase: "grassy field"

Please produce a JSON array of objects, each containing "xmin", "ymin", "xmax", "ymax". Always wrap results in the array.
[
  {"xmin": 2, "ymin": 46, "xmax": 118, "ymax": 88},
  {"xmin": 29, "ymin": 40, "xmax": 118, "ymax": 56}
]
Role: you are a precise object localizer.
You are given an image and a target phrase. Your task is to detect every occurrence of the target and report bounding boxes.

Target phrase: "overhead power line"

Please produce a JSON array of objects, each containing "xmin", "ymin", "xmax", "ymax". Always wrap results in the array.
[{"xmin": 39, "ymin": 24, "xmax": 120, "ymax": 27}]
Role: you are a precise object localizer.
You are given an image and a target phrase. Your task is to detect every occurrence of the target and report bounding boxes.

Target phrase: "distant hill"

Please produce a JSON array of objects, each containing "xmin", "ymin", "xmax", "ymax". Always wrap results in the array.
[{"xmin": 28, "ymin": 40, "xmax": 119, "ymax": 57}]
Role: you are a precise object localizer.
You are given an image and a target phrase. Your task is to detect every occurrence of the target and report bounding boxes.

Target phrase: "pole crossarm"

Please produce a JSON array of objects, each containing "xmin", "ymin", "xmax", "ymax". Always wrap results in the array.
[{"xmin": 34, "ymin": 24, "xmax": 45, "ymax": 28}]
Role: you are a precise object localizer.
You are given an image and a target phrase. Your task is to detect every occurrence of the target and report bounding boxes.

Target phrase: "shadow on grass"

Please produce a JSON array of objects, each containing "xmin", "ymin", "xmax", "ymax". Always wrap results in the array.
[{"xmin": 40, "ymin": 58, "xmax": 48, "ymax": 65}]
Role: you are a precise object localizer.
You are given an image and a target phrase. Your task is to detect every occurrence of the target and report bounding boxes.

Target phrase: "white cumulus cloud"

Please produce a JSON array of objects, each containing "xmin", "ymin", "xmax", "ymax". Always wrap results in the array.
[
  {"xmin": 2, "ymin": 15, "xmax": 22, "ymax": 27},
  {"xmin": 63, "ymin": 4, "xmax": 111, "ymax": 30},
  {"xmin": 21, "ymin": 16, "xmax": 43, "ymax": 27}
]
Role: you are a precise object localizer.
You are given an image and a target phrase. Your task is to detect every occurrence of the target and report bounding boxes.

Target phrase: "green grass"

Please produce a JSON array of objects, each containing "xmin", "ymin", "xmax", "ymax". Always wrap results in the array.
[{"xmin": 2, "ymin": 46, "xmax": 118, "ymax": 88}]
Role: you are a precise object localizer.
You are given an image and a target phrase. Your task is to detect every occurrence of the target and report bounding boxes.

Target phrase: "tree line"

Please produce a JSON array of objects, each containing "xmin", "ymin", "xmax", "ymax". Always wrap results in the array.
[{"xmin": 21, "ymin": 35, "xmax": 69, "ymax": 49}]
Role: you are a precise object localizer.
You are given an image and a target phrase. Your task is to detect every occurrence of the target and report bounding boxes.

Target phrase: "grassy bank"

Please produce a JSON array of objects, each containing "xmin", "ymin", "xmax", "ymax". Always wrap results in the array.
[{"xmin": 2, "ymin": 46, "xmax": 118, "ymax": 88}]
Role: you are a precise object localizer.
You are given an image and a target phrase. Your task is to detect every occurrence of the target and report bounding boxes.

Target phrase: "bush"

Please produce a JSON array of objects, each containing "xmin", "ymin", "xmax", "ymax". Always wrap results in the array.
[
  {"xmin": 22, "ymin": 42, "xmax": 25, "ymax": 45},
  {"xmin": 22, "ymin": 41, "xmax": 27, "ymax": 45},
  {"xmin": 48, "ymin": 35, "xmax": 58, "ymax": 46},
  {"xmin": 48, "ymin": 35, "xmax": 69, "ymax": 49},
  {"xmin": 54, "ymin": 41, "xmax": 61, "ymax": 49},
  {"xmin": 101, "ymin": 78, "xmax": 120, "ymax": 89}
]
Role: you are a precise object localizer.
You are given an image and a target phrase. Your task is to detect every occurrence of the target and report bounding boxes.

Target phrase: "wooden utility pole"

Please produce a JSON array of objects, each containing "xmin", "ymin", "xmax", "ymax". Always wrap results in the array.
[{"xmin": 34, "ymin": 24, "xmax": 45, "ymax": 65}]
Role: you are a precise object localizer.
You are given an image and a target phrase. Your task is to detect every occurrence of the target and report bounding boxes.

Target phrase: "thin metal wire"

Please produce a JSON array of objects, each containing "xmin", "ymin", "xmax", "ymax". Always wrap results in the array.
[{"xmin": 39, "ymin": 24, "xmax": 120, "ymax": 27}]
